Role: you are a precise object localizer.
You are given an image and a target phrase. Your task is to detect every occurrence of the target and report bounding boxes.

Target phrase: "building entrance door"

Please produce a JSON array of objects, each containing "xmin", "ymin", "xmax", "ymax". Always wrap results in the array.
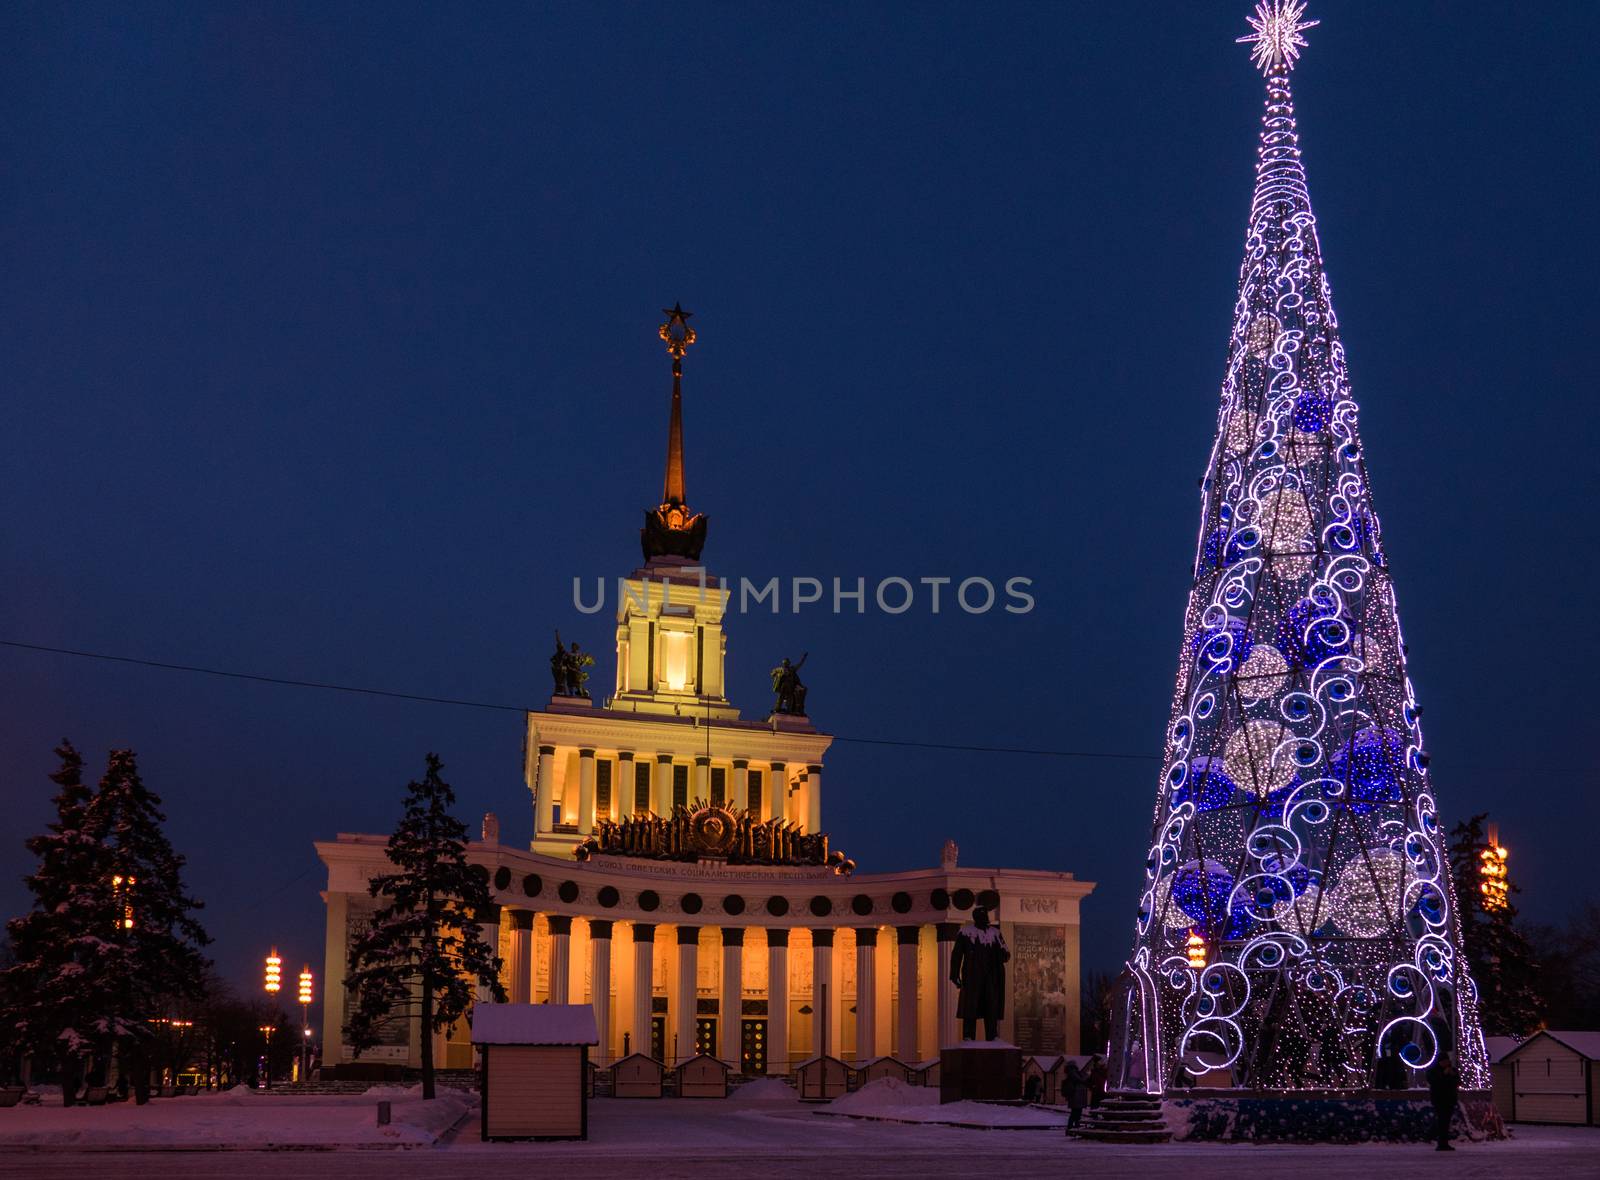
[
  {"xmin": 695, "ymin": 1018, "xmax": 717, "ymax": 1058},
  {"xmin": 741, "ymin": 1018, "xmax": 768, "ymax": 1075}
]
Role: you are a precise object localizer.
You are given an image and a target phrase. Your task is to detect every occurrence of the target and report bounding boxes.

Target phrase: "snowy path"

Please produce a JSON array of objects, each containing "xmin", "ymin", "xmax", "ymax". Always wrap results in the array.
[{"xmin": 0, "ymin": 1091, "xmax": 1595, "ymax": 1178}]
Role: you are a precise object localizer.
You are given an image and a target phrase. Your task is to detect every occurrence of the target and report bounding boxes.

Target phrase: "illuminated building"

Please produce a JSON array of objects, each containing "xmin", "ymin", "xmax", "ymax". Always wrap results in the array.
[{"xmin": 316, "ymin": 307, "xmax": 1094, "ymax": 1075}]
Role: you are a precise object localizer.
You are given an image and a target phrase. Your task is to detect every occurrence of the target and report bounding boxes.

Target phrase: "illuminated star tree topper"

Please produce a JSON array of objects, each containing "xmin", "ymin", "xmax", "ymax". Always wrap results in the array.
[{"xmin": 1238, "ymin": 0, "xmax": 1319, "ymax": 73}]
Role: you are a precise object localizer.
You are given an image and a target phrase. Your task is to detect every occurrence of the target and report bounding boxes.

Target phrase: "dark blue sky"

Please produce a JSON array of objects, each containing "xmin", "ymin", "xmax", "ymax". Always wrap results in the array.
[{"xmin": 3, "ymin": 2, "xmax": 1596, "ymax": 1015}]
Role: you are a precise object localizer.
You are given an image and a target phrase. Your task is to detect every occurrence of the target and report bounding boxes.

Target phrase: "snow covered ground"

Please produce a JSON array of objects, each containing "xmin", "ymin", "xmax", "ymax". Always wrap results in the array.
[
  {"xmin": 0, "ymin": 1084, "xmax": 470, "ymax": 1150},
  {"xmin": 0, "ymin": 1083, "xmax": 1595, "ymax": 1179}
]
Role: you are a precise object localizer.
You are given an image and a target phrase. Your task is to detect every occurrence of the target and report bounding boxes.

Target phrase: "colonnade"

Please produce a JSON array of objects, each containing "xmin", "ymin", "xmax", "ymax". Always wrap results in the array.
[{"xmin": 498, "ymin": 912, "xmax": 964, "ymax": 1071}]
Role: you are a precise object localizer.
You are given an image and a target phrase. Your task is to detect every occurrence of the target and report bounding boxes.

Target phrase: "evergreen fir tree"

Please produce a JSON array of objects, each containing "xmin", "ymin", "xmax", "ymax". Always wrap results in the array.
[
  {"xmin": 345, "ymin": 753, "xmax": 505, "ymax": 1098},
  {"xmin": 86, "ymin": 749, "xmax": 211, "ymax": 1101},
  {"xmin": 1, "ymin": 742, "xmax": 118, "ymax": 1101},
  {"xmin": 1448, "ymin": 815, "xmax": 1544, "ymax": 1036}
]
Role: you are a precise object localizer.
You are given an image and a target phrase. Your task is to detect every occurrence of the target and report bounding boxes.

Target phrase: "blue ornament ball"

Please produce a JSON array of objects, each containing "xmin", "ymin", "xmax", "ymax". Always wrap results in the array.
[{"xmin": 1330, "ymin": 726, "xmax": 1407, "ymax": 814}]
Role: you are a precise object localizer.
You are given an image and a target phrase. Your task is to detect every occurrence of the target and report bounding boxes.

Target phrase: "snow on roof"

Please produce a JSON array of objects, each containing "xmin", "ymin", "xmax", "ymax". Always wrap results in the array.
[
  {"xmin": 1484, "ymin": 1036, "xmax": 1521, "ymax": 1063},
  {"xmin": 470, "ymin": 1003, "xmax": 598, "ymax": 1045},
  {"xmin": 1530, "ymin": 1030, "xmax": 1600, "ymax": 1060},
  {"xmin": 675, "ymin": 1054, "xmax": 730, "ymax": 1072},
  {"xmin": 1027, "ymin": 1055, "xmax": 1064, "ymax": 1071}
]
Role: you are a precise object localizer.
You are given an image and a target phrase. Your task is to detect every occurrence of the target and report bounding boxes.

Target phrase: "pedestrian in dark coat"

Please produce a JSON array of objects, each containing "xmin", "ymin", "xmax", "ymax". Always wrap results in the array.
[
  {"xmin": 1088, "ymin": 1054, "xmax": 1108, "ymax": 1107},
  {"xmin": 1064, "ymin": 1059, "xmax": 1090, "ymax": 1130},
  {"xmin": 1425, "ymin": 1052, "xmax": 1460, "ymax": 1151}
]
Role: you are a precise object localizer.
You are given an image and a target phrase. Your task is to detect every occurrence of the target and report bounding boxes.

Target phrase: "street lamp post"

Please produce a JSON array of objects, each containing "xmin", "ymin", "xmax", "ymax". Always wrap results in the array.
[
  {"xmin": 298, "ymin": 967, "xmax": 314, "ymax": 1083},
  {"xmin": 263, "ymin": 948, "xmax": 282, "ymax": 1090}
]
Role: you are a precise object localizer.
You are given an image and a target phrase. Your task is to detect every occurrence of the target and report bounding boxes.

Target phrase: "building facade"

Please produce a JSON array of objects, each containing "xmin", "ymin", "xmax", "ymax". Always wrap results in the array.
[{"xmin": 316, "ymin": 309, "xmax": 1093, "ymax": 1073}]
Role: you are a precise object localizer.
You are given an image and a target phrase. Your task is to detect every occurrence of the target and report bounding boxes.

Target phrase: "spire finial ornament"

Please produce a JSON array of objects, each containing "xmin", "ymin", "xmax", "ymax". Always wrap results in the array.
[
  {"xmin": 1238, "ymin": 0, "xmax": 1318, "ymax": 74},
  {"xmin": 641, "ymin": 302, "xmax": 708, "ymax": 562},
  {"xmin": 659, "ymin": 301, "xmax": 696, "ymax": 374}
]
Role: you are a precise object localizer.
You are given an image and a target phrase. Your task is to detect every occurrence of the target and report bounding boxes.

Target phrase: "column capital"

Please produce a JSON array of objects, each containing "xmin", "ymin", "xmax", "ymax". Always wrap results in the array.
[
  {"xmin": 656, "ymin": 752, "xmax": 674, "ymax": 763},
  {"xmin": 579, "ymin": 747, "xmax": 596, "ymax": 759},
  {"xmin": 547, "ymin": 914, "xmax": 574, "ymax": 936},
  {"xmin": 811, "ymin": 929, "xmax": 835, "ymax": 948},
  {"xmin": 853, "ymin": 927, "xmax": 879, "ymax": 946},
  {"xmin": 474, "ymin": 902, "xmax": 502, "ymax": 924},
  {"xmin": 721, "ymin": 927, "xmax": 744, "ymax": 947},
  {"xmin": 677, "ymin": 925, "xmax": 701, "ymax": 945},
  {"xmin": 766, "ymin": 928, "xmax": 790, "ymax": 948},
  {"xmin": 510, "ymin": 909, "xmax": 534, "ymax": 931},
  {"xmin": 732, "ymin": 758, "xmax": 749, "ymax": 769},
  {"xmin": 590, "ymin": 919, "xmax": 614, "ymax": 940},
  {"xmin": 936, "ymin": 922, "xmax": 962, "ymax": 942},
  {"xmin": 538, "ymin": 744, "xmax": 556, "ymax": 756},
  {"xmin": 619, "ymin": 750, "xmax": 635, "ymax": 762},
  {"xmin": 806, "ymin": 763, "xmax": 823, "ymax": 774},
  {"xmin": 695, "ymin": 755, "xmax": 710, "ymax": 766},
  {"xmin": 632, "ymin": 923, "xmax": 656, "ymax": 943},
  {"xmin": 896, "ymin": 925, "xmax": 922, "ymax": 945},
  {"xmin": 769, "ymin": 760, "xmax": 786, "ymax": 771}
]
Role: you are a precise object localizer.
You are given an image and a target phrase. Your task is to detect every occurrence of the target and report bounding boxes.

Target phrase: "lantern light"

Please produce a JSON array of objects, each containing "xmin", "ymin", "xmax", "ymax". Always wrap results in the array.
[
  {"xmin": 298, "ymin": 967, "xmax": 314, "ymax": 1006},
  {"xmin": 1186, "ymin": 931, "xmax": 1208, "ymax": 970},
  {"xmin": 264, "ymin": 948, "xmax": 282, "ymax": 994}
]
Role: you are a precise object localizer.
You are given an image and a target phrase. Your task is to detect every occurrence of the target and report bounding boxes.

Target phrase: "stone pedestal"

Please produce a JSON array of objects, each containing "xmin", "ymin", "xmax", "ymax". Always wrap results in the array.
[{"xmin": 940, "ymin": 1041, "xmax": 1023, "ymax": 1104}]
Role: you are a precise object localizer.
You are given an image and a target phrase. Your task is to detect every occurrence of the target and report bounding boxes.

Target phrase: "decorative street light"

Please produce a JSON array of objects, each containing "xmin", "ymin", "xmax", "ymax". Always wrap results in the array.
[
  {"xmin": 1185, "ymin": 931, "xmax": 1208, "ymax": 971},
  {"xmin": 297, "ymin": 967, "xmax": 314, "ymax": 1082},
  {"xmin": 264, "ymin": 949, "xmax": 282, "ymax": 995}
]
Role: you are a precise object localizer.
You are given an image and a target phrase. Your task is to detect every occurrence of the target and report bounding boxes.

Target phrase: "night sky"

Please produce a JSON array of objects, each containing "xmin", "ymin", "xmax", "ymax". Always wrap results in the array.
[{"xmin": 3, "ymin": 2, "xmax": 1596, "ymax": 1030}]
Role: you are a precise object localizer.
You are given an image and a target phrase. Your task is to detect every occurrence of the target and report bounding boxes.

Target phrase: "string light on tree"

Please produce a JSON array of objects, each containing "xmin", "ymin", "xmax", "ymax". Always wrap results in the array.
[
  {"xmin": 1479, "ymin": 825, "xmax": 1509, "ymax": 911},
  {"xmin": 1238, "ymin": 0, "xmax": 1319, "ymax": 73},
  {"xmin": 1115, "ymin": 4, "xmax": 1487, "ymax": 1094}
]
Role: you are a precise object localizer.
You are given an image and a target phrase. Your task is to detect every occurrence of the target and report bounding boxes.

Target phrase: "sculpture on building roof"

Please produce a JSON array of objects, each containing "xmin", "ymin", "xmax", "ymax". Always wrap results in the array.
[
  {"xmin": 770, "ymin": 653, "xmax": 808, "ymax": 715},
  {"xmin": 550, "ymin": 631, "xmax": 594, "ymax": 698},
  {"xmin": 573, "ymin": 800, "xmax": 854, "ymax": 874}
]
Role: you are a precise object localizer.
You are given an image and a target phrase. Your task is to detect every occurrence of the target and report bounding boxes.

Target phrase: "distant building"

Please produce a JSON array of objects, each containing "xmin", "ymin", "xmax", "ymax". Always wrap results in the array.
[{"xmin": 315, "ymin": 311, "xmax": 1093, "ymax": 1074}]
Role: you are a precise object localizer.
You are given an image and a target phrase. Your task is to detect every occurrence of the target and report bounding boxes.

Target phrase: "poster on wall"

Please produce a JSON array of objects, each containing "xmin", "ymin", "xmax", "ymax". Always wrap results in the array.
[
  {"xmin": 1011, "ymin": 923, "xmax": 1067, "ymax": 1055},
  {"xmin": 343, "ymin": 899, "xmax": 411, "ymax": 1061}
]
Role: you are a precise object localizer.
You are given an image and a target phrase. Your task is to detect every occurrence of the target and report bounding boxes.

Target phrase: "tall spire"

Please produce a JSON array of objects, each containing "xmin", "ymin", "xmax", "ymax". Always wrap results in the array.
[
  {"xmin": 660, "ymin": 302, "xmax": 692, "ymax": 506},
  {"xmin": 641, "ymin": 302, "xmax": 708, "ymax": 562},
  {"xmin": 1111, "ymin": 5, "xmax": 1488, "ymax": 1097}
]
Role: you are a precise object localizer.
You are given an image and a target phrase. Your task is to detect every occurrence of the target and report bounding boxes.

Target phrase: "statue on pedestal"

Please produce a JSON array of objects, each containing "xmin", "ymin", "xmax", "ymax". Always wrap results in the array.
[
  {"xmin": 770, "ymin": 653, "xmax": 808, "ymax": 715},
  {"xmin": 949, "ymin": 905, "xmax": 1009, "ymax": 1041},
  {"xmin": 551, "ymin": 632, "xmax": 595, "ymax": 698}
]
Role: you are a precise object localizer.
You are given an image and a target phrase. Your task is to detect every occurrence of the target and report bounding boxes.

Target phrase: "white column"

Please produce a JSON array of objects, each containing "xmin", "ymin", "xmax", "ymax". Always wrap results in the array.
[
  {"xmin": 655, "ymin": 754, "xmax": 674, "ymax": 815},
  {"xmin": 768, "ymin": 930, "xmax": 790, "ymax": 1074},
  {"xmin": 694, "ymin": 756, "xmax": 710, "ymax": 804},
  {"xmin": 897, "ymin": 925, "xmax": 920, "ymax": 1061},
  {"xmin": 535, "ymin": 745, "xmax": 556, "ymax": 834},
  {"xmin": 812, "ymin": 929, "xmax": 835, "ymax": 1059},
  {"xmin": 770, "ymin": 762, "xmax": 787, "ymax": 824},
  {"xmin": 854, "ymin": 927, "xmax": 877, "ymax": 1063},
  {"xmin": 805, "ymin": 764, "xmax": 823, "ymax": 833},
  {"xmin": 577, "ymin": 748, "xmax": 597, "ymax": 835},
  {"xmin": 936, "ymin": 923, "xmax": 960, "ymax": 1050},
  {"xmin": 547, "ymin": 915, "xmax": 572, "ymax": 1004},
  {"xmin": 733, "ymin": 759, "xmax": 750, "ymax": 812},
  {"xmin": 719, "ymin": 928, "xmax": 743, "ymax": 1066},
  {"xmin": 672, "ymin": 926, "xmax": 699, "ymax": 1064},
  {"xmin": 618, "ymin": 752, "xmax": 635, "ymax": 817},
  {"xmin": 508, "ymin": 911, "xmax": 533, "ymax": 1004},
  {"xmin": 631, "ymin": 924, "xmax": 655, "ymax": 1059},
  {"xmin": 589, "ymin": 920, "xmax": 613, "ymax": 1063}
]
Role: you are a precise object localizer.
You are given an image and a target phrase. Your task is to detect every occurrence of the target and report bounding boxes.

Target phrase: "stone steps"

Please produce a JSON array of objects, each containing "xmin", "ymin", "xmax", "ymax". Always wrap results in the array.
[{"xmin": 1071, "ymin": 1093, "xmax": 1171, "ymax": 1144}]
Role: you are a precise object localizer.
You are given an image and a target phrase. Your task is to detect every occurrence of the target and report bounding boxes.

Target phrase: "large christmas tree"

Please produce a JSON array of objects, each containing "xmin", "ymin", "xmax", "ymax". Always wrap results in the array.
[{"xmin": 1113, "ymin": 3, "xmax": 1488, "ymax": 1092}]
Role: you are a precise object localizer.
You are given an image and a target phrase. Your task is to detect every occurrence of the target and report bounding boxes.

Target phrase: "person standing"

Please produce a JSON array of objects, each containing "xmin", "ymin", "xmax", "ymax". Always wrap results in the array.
[
  {"xmin": 1088, "ymin": 1054, "xmax": 1108, "ymax": 1107},
  {"xmin": 1425, "ymin": 1052, "xmax": 1460, "ymax": 1151},
  {"xmin": 1064, "ymin": 1058, "xmax": 1089, "ymax": 1131}
]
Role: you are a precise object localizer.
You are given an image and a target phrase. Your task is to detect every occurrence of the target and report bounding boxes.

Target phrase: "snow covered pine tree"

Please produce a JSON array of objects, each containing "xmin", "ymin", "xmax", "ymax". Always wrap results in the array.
[
  {"xmin": 88, "ymin": 748, "xmax": 211, "ymax": 1102},
  {"xmin": 344, "ymin": 753, "xmax": 505, "ymax": 1098}
]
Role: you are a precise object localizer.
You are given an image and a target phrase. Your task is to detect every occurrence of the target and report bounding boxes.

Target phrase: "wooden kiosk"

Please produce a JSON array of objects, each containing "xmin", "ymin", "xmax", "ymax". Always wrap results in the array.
[{"xmin": 474, "ymin": 1003, "xmax": 599, "ymax": 1141}]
